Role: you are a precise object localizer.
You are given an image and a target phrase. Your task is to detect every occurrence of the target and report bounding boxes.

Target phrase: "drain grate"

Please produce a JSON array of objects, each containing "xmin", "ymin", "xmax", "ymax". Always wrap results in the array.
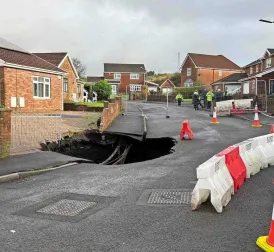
[
  {"xmin": 136, "ymin": 189, "xmax": 192, "ymax": 206},
  {"xmin": 147, "ymin": 191, "xmax": 191, "ymax": 205},
  {"xmin": 37, "ymin": 199, "xmax": 96, "ymax": 216}
]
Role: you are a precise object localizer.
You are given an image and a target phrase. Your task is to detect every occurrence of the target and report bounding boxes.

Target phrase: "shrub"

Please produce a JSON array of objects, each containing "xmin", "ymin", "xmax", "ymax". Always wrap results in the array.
[
  {"xmin": 92, "ymin": 80, "xmax": 112, "ymax": 100},
  {"xmin": 175, "ymin": 87, "xmax": 204, "ymax": 99},
  {"xmin": 0, "ymin": 105, "xmax": 4, "ymax": 108}
]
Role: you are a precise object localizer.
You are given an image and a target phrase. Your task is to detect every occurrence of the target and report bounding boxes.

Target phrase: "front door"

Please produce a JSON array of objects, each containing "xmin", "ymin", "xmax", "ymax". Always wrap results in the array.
[
  {"xmin": 111, "ymin": 85, "xmax": 117, "ymax": 94},
  {"xmin": 270, "ymin": 79, "xmax": 274, "ymax": 94}
]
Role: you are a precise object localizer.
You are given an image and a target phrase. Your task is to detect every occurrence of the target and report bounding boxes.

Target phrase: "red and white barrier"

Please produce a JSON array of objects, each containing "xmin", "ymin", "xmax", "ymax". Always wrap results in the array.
[
  {"xmin": 191, "ymin": 133, "xmax": 274, "ymax": 213},
  {"xmin": 191, "ymin": 155, "xmax": 234, "ymax": 213}
]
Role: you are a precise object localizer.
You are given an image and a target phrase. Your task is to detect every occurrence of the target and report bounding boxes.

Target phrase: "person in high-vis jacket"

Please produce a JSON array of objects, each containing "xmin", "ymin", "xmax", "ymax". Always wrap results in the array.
[
  {"xmin": 176, "ymin": 93, "xmax": 183, "ymax": 106},
  {"xmin": 206, "ymin": 90, "xmax": 214, "ymax": 109}
]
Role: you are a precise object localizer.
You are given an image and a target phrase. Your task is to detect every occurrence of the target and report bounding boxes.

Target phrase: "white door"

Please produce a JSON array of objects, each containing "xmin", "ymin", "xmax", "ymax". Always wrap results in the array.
[
  {"xmin": 243, "ymin": 83, "xmax": 249, "ymax": 94},
  {"xmin": 112, "ymin": 85, "xmax": 117, "ymax": 94}
]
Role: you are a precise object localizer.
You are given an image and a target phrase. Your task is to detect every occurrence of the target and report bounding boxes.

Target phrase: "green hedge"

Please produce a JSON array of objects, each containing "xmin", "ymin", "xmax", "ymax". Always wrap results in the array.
[{"xmin": 174, "ymin": 87, "xmax": 204, "ymax": 99}]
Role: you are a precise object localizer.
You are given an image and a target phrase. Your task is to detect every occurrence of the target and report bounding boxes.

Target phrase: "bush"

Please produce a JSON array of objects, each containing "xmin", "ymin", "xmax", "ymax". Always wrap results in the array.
[
  {"xmin": 84, "ymin": 83, "xmax": 91, "ymax": 93},
  {"xmin": 175, "ymin": 87, "xmax": 204, "ymax": 99},
  {"xmin": 0, "ymin": 105, "xmax": 4, "ymax": 108},
  {"xmin": 92, "ymin": 80, "xmax": 112, "ymax": 100}
]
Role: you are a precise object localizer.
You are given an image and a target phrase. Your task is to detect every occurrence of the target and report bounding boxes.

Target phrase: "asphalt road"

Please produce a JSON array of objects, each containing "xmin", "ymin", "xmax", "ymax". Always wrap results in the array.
[{"xmin": 0, "ymin": 102, "xmax": 274, "ymax": 252}]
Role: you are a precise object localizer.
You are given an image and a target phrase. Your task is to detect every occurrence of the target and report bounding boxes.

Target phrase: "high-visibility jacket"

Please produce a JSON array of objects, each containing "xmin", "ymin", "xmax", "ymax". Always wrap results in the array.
[
  {"xmin": 206, "ymin": 91, "xmax": 214, "ymax": 102},
  {"xmin": 176, "ymin": 94, "xmax": 183, "ymax": 100}
]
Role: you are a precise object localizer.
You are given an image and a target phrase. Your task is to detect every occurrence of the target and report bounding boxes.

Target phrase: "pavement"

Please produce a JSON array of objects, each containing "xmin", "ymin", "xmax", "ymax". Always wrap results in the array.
[
  {"xmin": 0, "ymin": 152, "xmax": 87, "ymax": 176},
  {"xmin": 0, "ymin": 101, "xmax": 274, "ymax": 252}
]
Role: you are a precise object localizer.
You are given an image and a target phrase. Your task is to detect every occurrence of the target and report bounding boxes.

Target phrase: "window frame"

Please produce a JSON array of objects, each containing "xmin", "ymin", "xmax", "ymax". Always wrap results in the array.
[
  {"xmin": 130, "ymin": 73, "xmax": 139, "ymax": 80},
  {"xmin": 187, "ymin": 68, "xmax": 192, "ymax": 77},
  {"xmin": 33, "ymin": 76, "xmax": 51, "ymax": 99},
  {"xmin": 266, "ymin": 58, "xmax": 272, "ymax": 68},
  {"xmin": 250, "ymin": 66, "xmax": 253, "ymax": 75},
  {"xmin": 77, "ymin": 84, "xmax": 81, "ymax": 94},
  {"xmin": 63, "ymin": 78, "xmax": 69, "ymax": 93},
  {"xmin": 129, "ymin": 84, "xmax": 142, "ymax": 92},
  {"xmin": 256, "ymin": 65, "xmax": 259, "ymax": 73},
  {"xmin": 114, "ymin": 73, "xmax": 121, "ymax": 80},
  {"xmin": 218, "ymin": 70, "xmax": 222, "ymax": 77}
]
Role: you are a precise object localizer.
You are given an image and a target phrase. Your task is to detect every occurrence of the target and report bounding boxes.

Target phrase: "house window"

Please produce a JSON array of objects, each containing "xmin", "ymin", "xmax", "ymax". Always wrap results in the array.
[
  {"xmin": 63, "ymin": 78, "xmax": 68, "ymax": 92},
  {"xmin": 77, "ymin": 84, "xmax": 81, "ymax": 94},
  {"xmin": 187, "ymin": 68, "xmax": 191, "ymax": 77},
  {"xmin": 112, "ymin": 85, "xmax": 117, "ymax": 93},
  {"xmin": 218, "ymin": 70, "xmax": 222, "ymax": 77},
  {"xmin": 33, "ymin": 77, "xmax": 50, "ymax": 98},
  {"xmin": 130, "ymin": 73, "xmax": 139, "ymax": 80},
  {"xmin": 114, "ymin": 73, "xmax": 121, "ymax": 80},
  {"xmin": 129, "ymin": 84, "xmax": 142, "ymax": 92},
  {"xmin": 250, "ymin": 67, "xmax": 253, "ymax": 75},
  {"xmin": 266, "ymin": 58, "xmax": 272, "ymax": 68},
  {"xmin": 256, "ymin": 65, "xmax": 259, "ymax": 73}
]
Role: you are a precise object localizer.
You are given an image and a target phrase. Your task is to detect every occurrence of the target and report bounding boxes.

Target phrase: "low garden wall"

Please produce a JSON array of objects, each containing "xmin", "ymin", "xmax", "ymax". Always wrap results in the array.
[{"xmin": 100, "ymin": 96, "xmax": 122, "ymax": 131}]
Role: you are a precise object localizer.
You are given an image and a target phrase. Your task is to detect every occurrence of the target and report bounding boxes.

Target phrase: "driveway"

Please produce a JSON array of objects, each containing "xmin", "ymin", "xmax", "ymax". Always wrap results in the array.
[{"xmin": 1, "ymin": 102, "xmax": 273, "ymax": 252}]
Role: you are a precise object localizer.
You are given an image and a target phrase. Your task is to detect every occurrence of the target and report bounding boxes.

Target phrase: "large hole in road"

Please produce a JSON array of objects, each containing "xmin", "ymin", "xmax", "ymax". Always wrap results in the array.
[{"xmin": 41, "ymin": 130, "xmax": 177, "ymax": 165}]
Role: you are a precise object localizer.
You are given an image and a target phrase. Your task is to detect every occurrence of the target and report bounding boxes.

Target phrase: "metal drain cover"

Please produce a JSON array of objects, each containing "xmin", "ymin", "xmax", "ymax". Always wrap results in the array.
[
  {"xmin": 14, "ymin": 193, "xmax": 117, "ymax": 223},
  {"xmin": 147, "ymin": 191, "xmax": 191, "ymax": 205},
  {"xmin": 37, "ymin": 199, "xmax": 96, "ymax": 216},
  {"xmin": 137, "ymin": 189, "xmax": 192, "ymax": 206}
]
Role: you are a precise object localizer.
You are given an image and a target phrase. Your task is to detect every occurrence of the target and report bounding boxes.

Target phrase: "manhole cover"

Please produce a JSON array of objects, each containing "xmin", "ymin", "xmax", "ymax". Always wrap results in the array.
[
  {"xmin": 136, "ymin": 189, "xmax": 192, "ymax": 206},
  {"xmin": 37, "ymin": 199, "xmax": 96, "ymax": 216},
  {"xmin": 147, "ymin": 191, "xmax": 191, "ymax": 205}
]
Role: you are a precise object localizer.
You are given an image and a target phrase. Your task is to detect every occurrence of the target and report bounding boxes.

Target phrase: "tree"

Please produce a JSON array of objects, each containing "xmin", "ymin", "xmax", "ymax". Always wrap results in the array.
[
  {"xmin": 92, "ymin": 80, "xmax": 112, "ymax": 100},
  {"xmin": 147, "ymin": 71, "xmax": 155, "ymax": 76},
  {"xmin": 72, "ymin": 58, "xmax": 86, "ymax": 78}
]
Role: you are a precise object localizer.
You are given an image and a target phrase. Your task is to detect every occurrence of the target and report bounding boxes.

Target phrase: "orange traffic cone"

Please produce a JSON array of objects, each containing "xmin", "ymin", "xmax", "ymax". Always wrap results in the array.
[
  {"xmin": 252, "ymin": 105, "xmax": 262, "ymax": 128},
  {"xmin": 211, "ymin": 107, "xmax": 219, "ymax": 124},
  {"xmin": 256, "ymin": 204, "xmax": 274, "ymax": 250}
]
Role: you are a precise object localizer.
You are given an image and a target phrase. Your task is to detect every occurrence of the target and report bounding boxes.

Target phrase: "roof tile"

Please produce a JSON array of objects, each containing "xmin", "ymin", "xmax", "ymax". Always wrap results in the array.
[
  {"xmin": 33, "ymin": 53, "xmax": 67, "ymax": 66},
  {"xmin": 104, "ymin": 63, "xmax": 146, "ymax": 73}
]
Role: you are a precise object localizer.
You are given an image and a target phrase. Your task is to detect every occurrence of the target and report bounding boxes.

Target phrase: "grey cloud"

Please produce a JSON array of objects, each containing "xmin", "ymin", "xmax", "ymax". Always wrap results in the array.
[{"xmin": 0, "ymin": 0, "xmax": 274, "ymax": 74}]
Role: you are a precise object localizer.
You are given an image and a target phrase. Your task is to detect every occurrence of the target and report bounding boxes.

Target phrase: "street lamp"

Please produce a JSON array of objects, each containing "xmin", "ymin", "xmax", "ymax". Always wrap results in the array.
[{"xmin": 259, "ymin": 19, "xmax": 274, "ymax": 23}]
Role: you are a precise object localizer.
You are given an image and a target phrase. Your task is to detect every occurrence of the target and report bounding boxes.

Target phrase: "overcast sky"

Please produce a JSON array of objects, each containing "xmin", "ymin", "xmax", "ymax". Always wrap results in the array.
[{"xmin": 1, "ymin": 0, "xmax": 274, "ymax": 75}]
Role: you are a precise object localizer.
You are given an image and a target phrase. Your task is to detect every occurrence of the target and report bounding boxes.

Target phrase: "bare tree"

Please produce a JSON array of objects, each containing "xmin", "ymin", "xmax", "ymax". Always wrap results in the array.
[{"xmin": 72, "ymin": 58, "xmax": 86, "ymax": 79}]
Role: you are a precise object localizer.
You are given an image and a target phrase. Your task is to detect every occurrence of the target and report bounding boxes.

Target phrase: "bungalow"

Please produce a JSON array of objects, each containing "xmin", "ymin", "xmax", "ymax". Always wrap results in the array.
[
  {"xmin": 211, "ymin": 73, "xmax": 248, "ymax": 92},
  {"xmin": 145, "ymin": 81, "xmax": 159, "ymax": 93},
  {"xmin": 160, "ymin": 79, "xmax": 176, "ymax": 94},
  {"xmin": 34, "ymin": 52, "xmax": 81, "ymax": 102},
  {"xmin": 240, "ymin": 49, "xmax": 274, "ymax": 95},
  {"xmin": 0, "ymin": 37, "xmax": 66, "ymax": 112}
]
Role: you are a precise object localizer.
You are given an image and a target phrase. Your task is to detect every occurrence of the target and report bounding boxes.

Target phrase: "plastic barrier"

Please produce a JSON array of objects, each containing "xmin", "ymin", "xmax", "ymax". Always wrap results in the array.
[
  {"xmin": 270, "ymin": 124, "xmax": 274, "ymax": 134},
  {"xmin": 191, "ymin": 155, "xmax": 234, "ymax": 213},
  {"xmin": 180, "ymin": 120, "xmax": 193, "ymax": 140},
  {"xmin": 253, "ymin": 134, "xmax": 274, "ymax": 167},
  {"xmin": 216, "ymin": 99, "xmax": 252, "ymax": 112},
  {"xmin": 234, "ymin": 140, "xmax": 263, "ymax": 178},
  {"xmin": 217, "ymin": 146, "xmax": 246, "ymax": 192}
]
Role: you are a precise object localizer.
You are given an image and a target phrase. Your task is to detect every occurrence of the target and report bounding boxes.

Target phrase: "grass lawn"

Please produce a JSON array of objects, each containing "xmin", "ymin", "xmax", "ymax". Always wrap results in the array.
[{"xmin": 76, "ymin": 101, "xmax": 104, "ymax": 108}]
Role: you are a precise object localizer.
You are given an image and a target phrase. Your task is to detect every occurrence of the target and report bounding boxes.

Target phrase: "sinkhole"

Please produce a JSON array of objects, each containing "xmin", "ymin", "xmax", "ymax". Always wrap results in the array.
[{"xmin": 41, "ymin": 130, "xmax": 177, "ymax": 165}]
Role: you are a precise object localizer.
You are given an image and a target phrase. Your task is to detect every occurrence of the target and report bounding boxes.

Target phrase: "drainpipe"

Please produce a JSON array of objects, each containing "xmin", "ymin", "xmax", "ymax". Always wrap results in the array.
[{"xmin": 255, "ymin": 78, "xmax": 258, "ymax": 95}]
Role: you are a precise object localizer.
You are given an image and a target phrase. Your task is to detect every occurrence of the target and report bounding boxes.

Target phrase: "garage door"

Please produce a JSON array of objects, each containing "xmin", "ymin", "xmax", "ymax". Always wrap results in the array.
[{"xmin": 243, "ymin": 83, "xmax": 249, "ymax": 94}]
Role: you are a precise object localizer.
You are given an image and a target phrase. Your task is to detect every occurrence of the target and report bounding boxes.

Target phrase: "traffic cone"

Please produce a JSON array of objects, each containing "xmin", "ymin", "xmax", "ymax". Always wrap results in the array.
[
  {"xmin": 211, "ymin": 107, "xmax": 219, "ymax": 124},
  {"xmin": 256, "ymin": 204, "xmax": 274, "ymax": 251},
  {"xmin": 252, "ymin": 105, "xmax": 262, "ymax": 128},
  {"xmin": 270, "ymin": 124, "xmax": 274, "ymax": 134}
]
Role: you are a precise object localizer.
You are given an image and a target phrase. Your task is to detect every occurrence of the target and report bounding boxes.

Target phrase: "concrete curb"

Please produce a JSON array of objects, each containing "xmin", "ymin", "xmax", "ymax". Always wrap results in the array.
[{"xmin": 0, "ymin": 162, "xmax": 78, "ymax": 183}]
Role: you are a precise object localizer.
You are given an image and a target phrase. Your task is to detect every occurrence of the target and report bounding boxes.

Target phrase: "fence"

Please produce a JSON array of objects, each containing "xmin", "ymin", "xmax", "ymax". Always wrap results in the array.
[{"xmin": 147, "ymin": 95, "xmax": 177, "ymax": 103}]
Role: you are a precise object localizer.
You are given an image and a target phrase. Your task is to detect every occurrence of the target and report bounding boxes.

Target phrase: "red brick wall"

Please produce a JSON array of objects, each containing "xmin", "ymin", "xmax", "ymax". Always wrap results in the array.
[
  {"xmin": 198, "ymin": 69, "xmax": 241, "ymax": 88},
  {"xmin": 101, "ymin": 96, "xmax": 122, "ymax": 131},
  {"xmin": 0, "ymin": 108, "xmax": 11, "ymax": 158},
  {"xmin": 60, "ymin": 57, "xmax": 78, "ymax": 102},
  {"xmin": 3, "ymin": 67, "xmax": 62, "ymax": 112},
  {"xmin": 181, "ymin": 56, "xmax": 197, "ymax": 86},
  {"xmin": 0, "ymin": 67, "xmax": 4, "ymax": 106},
  {"xmin": 104, "ymin": 73, "xmax": 145, "ymax": 93}
]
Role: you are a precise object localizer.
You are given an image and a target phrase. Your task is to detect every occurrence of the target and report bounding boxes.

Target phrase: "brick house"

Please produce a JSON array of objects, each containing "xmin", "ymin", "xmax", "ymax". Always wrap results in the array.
[
  {"xmin": 34, "ymin": 52, "xmax": 82, "ymax": 102},
  {"xmin": 180, "ymin": 53, "xmax": 242, "ymax": 88},
  {"xmin": 104, "ymin": 63, "xmax": 146, "ymax": 94},
  {"xmin": 239, "ymin": 49, "xmax": 274, "ymax": 95},
  {"xmin": 0, "ymin": 37, "xmax": 66, "ymax": 112},
  {"xmin": 160, "ymin": 79, "xmax": 176, "ymax": 94},
  {"xmin": 86, "ymin": 76, "xmax": 104, "ymax": 84}
]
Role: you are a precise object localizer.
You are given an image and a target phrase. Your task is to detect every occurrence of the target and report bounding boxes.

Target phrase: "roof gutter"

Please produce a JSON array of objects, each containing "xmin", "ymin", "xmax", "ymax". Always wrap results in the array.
[{"xmin": 3, "ymin": 62, "xmax": 66, "ymax": 76}]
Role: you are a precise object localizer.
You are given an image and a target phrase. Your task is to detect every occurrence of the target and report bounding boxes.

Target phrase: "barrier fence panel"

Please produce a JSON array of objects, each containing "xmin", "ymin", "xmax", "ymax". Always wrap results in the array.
[{"xmin": 11, "ymin": 111, "xmax": 101, "ymax": 155}]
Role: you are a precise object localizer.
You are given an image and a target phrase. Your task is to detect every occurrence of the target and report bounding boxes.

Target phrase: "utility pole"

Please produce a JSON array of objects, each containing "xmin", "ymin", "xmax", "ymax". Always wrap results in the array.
[
  {"xmin": 166, "ymin": 89, "xmax": 170, "ymax": 118},
  {"xmin": 177, "ymin": 52, "xmax": 180, "ymax": 72}
]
